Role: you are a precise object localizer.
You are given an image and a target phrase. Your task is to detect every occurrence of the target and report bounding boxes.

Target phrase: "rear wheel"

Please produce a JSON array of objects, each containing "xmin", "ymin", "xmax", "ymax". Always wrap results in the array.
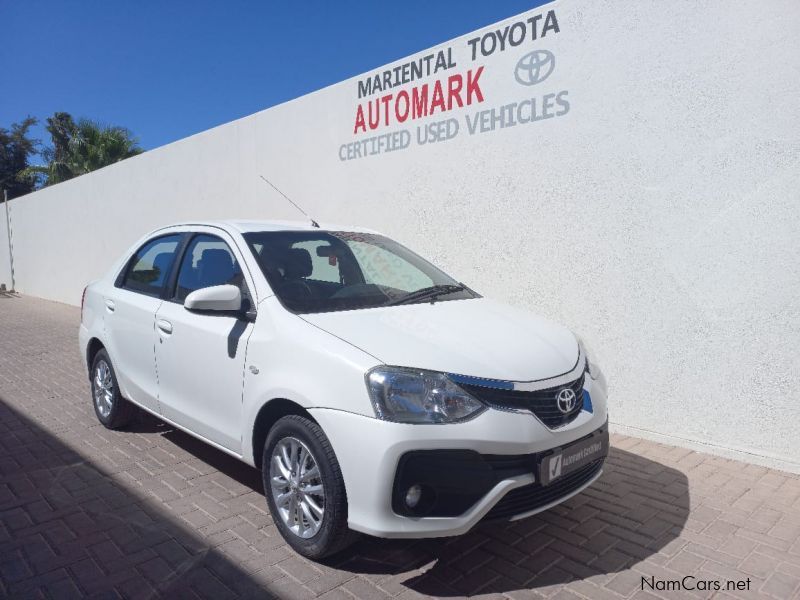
[
  {"xmin": 91, "ymin": 349, "xmax": 136, "ymax": 429},
  {"xmin": 262, "ymin": 415, "xmax": 358, "ymax": 559}
]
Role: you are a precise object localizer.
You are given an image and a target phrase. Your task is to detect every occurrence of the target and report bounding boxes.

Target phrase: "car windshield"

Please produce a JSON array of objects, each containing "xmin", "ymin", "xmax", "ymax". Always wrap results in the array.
[{"xmin": 243, "ymin": 230, "xmax": 478, "ymax": 313}]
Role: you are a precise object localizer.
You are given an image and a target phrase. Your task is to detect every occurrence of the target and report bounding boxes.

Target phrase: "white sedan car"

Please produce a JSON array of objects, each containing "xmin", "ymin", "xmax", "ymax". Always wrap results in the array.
[{"xmin": 79, "ymin": 220, "xmax": 609, "ymax": 558}]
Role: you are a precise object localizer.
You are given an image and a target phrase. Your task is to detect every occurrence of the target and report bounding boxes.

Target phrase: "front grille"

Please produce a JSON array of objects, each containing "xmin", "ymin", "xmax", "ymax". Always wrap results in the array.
[
  {"xmin": 459, "ymin": 374, "xmax": 585, "ymax": 428},
  {"xmin": 483, "ymin": 458, "xmax": 603, "ymax": 521}
]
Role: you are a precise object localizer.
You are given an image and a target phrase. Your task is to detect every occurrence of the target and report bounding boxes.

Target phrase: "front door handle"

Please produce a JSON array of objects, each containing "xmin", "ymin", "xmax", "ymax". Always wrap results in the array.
[
  {"xmin": 156, "ymin": 319, "xmax": 173, "ymax": 334},
  {"xmin": 104, "ymin": 299, "xmax": 115, "ymax": 312}
]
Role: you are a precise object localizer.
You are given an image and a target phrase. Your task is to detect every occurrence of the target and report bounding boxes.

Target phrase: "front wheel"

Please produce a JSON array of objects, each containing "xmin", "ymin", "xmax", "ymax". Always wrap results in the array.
[{"xmin": 262, "ymin": 415, "xmax": 358, "ymax": 559}]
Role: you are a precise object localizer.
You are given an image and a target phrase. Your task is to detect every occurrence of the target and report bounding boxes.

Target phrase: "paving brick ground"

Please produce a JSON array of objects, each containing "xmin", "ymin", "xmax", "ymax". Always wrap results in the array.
[{"xmin": 1, "ymin": 294, "xmax": 799, "ymax": 599}]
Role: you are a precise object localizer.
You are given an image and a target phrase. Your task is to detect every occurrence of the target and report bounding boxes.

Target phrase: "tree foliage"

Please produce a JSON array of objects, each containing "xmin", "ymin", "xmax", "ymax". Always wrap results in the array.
[
  {"xmin": 22, "ymin": 112, "xmax": 143, "ymax": 187},
  {"xmin": 0, "ymin": 117, "xmax": 39, "ymax": 200}
]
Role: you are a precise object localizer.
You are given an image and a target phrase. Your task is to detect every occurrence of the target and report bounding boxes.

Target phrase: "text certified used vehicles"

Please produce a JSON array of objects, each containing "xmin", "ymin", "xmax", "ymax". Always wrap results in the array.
[{"xmin": 79, "ymin": 220, "xmax": 609, "ymax": 558}]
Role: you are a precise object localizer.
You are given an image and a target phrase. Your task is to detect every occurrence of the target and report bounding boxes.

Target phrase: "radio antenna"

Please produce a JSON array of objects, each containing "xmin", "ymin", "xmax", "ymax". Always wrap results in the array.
[{"xmin": 258, "ymin": 174, "xmax": 320, "ymax": 228}]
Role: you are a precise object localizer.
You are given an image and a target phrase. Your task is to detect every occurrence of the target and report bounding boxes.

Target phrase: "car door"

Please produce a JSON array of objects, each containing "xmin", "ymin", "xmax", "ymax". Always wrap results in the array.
[
  {"xmin": 106, "ymin": 233, "xmax": 183, "ymax": 413},
  {"xmin": 154, "ymin": 231, "xmax": 255, "ymax": 453}
]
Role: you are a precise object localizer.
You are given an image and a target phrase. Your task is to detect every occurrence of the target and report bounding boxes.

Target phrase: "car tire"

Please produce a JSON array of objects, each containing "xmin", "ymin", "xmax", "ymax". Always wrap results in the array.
[
  {"xmin": 262, "ymin": 415, "xmax": 359, "ymax": 559},
  {"xmin": 90, "ymin": 349, "xmax": 136, "ymax": 430}
]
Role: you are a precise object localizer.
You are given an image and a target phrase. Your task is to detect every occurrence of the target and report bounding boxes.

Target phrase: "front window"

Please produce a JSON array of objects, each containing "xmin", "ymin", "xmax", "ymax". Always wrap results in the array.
[
  {"xmin": 244, "ymin": 231, "xmax": 478, "ymax": 313},
  {"xmin": 173, "ymin": 234, "xmax": 245, "ymax": 303}
]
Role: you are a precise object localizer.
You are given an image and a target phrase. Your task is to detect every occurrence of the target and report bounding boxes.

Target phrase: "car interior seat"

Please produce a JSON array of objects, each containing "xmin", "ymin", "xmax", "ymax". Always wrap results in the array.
[
  {"xmin": 197, "ymin": 248, "xmax": 237, "ymax": 287},
  {"xmin": 283, "ymin": 248, "xmax": 312, "ymax": 281},
  {"xmin": 150, "ymin": 252, "xmax": 173, "ymax": 286}
]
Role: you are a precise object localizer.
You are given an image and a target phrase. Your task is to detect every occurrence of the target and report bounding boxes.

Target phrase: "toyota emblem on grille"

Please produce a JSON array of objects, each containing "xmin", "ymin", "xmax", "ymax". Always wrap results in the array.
[{"xmin": 556, "ymin": 388, "xmax": 577, "ymax": 413}]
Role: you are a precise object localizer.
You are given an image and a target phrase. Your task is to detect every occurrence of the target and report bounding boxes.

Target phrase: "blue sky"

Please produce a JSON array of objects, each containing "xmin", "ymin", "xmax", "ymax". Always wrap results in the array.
[{"xmin": 1, "ymin": 1, "xmax": 546, "ymax": 152}]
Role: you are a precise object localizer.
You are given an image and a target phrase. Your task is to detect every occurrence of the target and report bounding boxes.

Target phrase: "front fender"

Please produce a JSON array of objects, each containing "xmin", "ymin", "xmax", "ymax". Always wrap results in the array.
[{"xmin": 241, "ymin": 298, "xmax": 382, "ymax": 464}]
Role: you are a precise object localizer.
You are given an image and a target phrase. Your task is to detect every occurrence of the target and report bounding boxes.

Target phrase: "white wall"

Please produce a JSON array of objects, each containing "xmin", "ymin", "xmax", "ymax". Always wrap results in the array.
[
  {"xmin": 0, "ymin": 202, "xmax": 12, "ymax": 290},
  {"xmin": 0, "ymin": 204, "xmax": 10, "ymax": 289},
  {"xmin": 2, "ymin": 0, "xmax": 799, "ymax": 471}
]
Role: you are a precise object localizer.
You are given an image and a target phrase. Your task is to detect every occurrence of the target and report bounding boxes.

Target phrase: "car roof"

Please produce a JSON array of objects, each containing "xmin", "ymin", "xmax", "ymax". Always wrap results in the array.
[{"xmin": 155, "ymin": 219, "xmax": 381, "ymax": 235}]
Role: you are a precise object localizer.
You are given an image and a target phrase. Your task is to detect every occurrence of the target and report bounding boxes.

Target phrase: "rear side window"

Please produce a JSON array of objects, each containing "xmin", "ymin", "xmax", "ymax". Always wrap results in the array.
[
  {"xmin": 174, "ymin": 234, "xmax": 245, "ymax": 303},
  {"xmin": 121, "ymin": 234, "xmax": 182, "ymax": 295}
]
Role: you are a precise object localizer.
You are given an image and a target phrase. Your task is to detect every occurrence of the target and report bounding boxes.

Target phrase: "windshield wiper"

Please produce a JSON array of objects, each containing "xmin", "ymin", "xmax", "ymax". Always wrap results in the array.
[{"xmin": 386, "ymin": 284, "xmax": 466, "ymax": 306}]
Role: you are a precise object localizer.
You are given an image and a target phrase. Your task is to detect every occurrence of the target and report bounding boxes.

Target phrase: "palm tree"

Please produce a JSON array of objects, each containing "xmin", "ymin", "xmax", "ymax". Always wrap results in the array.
[
  {"xmin": 22, "ymin": 112, "xmax": 143, "ymax": 186},
  {"xmin": 0, "ymin": 117, "xmax": 39, "ymax": 199}
]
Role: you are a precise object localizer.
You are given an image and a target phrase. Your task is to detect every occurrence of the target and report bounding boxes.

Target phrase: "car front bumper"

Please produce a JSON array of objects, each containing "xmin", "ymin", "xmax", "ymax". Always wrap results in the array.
[{"xmin": 309, "ymin": 370, "xmax": 609, "ymax": 538}]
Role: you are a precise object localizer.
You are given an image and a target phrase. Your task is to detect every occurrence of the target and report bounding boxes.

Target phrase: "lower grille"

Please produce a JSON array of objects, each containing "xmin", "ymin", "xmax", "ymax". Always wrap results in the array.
[
  {"xmin": 460, "ymin": 374, "xmax": 585, "ymax": 428},
  {"xmin": 484, "ymin": 459, "xmax": 603, "ymax": 521}
]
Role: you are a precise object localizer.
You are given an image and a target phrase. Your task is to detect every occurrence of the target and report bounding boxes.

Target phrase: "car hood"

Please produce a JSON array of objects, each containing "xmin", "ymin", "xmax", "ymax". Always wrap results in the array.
[{"xmin": 301, "ymin": 298, "xmax": 579, "ymax": 382}]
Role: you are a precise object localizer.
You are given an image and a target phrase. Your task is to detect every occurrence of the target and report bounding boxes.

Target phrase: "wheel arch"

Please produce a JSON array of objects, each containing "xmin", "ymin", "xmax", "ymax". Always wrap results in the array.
[
  {"xmin": 86, "ymin": 337, "xmax": 106, "ymax": 375},
  {"xmin": 252, "ymin": 398, "xmax": 317, "ymax": 470}
]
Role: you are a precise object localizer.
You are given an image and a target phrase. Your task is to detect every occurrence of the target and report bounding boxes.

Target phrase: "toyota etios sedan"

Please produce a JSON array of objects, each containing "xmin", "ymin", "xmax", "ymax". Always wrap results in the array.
[{"xmin": 79, "ymin": 220, "xmax": 609, "ymax": 558}]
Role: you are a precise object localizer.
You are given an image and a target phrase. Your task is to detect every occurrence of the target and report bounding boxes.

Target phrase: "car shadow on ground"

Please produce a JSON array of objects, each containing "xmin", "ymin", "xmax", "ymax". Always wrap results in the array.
[
  {"xmin": 165, "ymin": 433, "xmax": 264, "ymax": 495},
  {"xmin": 128, "ymin": 410, "xmax": 265, "ymax": 494},
  {"xmin": 0, "ymin": 399, "xmax": 269, "ymax": 598},
  {"xmin": 159, "ymin": 408, "xmax": 690, "ymax": 597}
]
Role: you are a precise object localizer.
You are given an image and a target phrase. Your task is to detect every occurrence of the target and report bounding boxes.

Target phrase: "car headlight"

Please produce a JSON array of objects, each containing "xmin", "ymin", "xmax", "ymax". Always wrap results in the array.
[
  {"xmin": 365, "ymin": 367, "xmax": 485, "ymax": 424},
  {"xmin": 576, "ymin": 335, "xmax": 598, "ymax": 378}
]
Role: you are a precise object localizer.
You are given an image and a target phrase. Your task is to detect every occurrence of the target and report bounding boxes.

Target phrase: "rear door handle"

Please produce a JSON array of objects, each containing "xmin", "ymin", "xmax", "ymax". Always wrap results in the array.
[
  {"xmin": 156, "ymin": 319, "xmax": 173, "ymax": 334},
  {"xmin": 104, "ymin": 299, "xmax": 115, "ymax": 312}
]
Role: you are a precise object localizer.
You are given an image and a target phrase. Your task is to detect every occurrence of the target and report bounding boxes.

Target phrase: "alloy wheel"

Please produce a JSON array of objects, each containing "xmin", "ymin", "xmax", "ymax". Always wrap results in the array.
[
  {"xmin": 93, "ymin": 360, "xmax": 114, "ymax": 418},
  {"xmin": 269, "ymin": 436, "xmax": 325, "ymax": 538}
]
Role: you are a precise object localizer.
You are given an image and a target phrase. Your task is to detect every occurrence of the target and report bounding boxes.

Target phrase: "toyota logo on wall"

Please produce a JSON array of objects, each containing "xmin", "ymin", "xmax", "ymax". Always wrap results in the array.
[
  {"xmin": 514, "ymin": 49, "xmax": 555, "ymax": 86},
  {"xmin": 556, "ymin": 388, "xmax": 577, "ymax": 413}
]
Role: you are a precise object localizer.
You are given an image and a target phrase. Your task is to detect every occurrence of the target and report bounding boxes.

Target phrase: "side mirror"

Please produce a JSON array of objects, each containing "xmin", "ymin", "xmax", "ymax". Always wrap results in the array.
[{"xmin": 184, "ymin": 285, "xmax": 242, "ymax": 313}]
